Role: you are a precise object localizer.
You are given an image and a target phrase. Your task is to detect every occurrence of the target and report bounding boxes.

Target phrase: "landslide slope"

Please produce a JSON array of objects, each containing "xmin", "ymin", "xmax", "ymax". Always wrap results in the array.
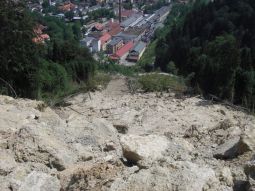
[{"xmin": 0, "ymin": 76, "xmax": 255, "ymax": 191}]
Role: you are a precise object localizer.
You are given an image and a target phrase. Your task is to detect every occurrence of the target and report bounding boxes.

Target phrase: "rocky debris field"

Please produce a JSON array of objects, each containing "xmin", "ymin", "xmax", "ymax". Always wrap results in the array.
[{"xmin": 1, "ymin": 77, "xmax": 255, "ymax": 191}]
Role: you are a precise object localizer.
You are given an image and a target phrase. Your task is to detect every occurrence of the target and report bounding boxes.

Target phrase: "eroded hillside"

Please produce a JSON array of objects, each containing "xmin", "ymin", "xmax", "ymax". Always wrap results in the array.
[{"xmin": 0, "ymin": 77, "xmax": 255, "ymax": 191}]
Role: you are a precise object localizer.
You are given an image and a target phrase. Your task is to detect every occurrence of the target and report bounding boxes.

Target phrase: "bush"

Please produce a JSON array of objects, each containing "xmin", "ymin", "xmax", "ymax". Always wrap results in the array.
[{"xmin": 36, "ymin": 59, "xmax": 69, "ymax": 98}]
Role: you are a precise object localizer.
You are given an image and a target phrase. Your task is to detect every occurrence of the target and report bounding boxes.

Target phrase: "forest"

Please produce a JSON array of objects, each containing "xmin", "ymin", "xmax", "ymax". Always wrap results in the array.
[
  {"xmin": 155, "ymin": 0, "xmax": 255, "ymax": 111},
  {"xmin": 0, "ymin": 0, "xmax": 96, "ymax": 101}
]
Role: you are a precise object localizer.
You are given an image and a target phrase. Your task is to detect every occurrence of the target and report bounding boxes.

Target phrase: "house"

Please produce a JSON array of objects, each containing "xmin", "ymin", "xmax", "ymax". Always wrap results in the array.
[
  {"xmin": 110, "ymin": 41, "xmax": 134, "ymax": 60},
  {"xmin": 107, "ymin": 37, "xmax": 123, "ymax": 54},
  {"xmin": 99, "ymin": 33, "xmax": 111, "ymax": 51},
  {"xmin": 127, "ymin": 41, "xmax": 146, "ymax": 62},
  {"xmin": 58, "ymin": 2, "xmax": 76, "ymax": 12}
]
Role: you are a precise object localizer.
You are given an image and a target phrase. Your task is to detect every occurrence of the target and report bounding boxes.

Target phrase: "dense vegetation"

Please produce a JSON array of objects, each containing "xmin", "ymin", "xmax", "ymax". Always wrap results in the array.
[
  {"xmin": 0, "ymin": 0, "xmax": 96, "ymax": 102},
  {"xmin": 156, "ymin": 0, "xmax": 255, "ymax": 111}
]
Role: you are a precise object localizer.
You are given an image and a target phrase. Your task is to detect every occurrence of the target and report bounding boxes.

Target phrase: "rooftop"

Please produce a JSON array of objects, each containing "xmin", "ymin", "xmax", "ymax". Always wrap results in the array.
[
  {"xmin": 108, "ymin": 37, "xmax": 123, "ymax": 46},
  {"xmin": 120, "ymin": 14, "xmax": 143, "ymax": 28},
  {"xmin": 130, "ymin": 41, "xmax": 146, "ymax": 53}
]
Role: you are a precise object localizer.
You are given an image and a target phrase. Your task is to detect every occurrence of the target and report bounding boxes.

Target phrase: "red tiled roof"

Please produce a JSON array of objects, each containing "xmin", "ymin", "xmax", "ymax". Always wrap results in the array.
[
  {"xmin": 112, "ymin": 41, "xmax": 134, "ymax": 59},
  {"xmin": 100, "ymin": 33, "xmax": 111, "ymax": 44},
  {"xmin": 109, "ymin": 26, "xmax": 122, "ymax": 36},
  {"xmin": 59, "ymin": 3, "xmax": 76, "ymax": 12}
]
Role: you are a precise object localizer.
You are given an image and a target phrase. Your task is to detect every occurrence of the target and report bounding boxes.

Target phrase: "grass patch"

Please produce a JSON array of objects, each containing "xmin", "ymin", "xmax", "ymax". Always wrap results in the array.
[{"xmin": 129, "ymin": 73, "xmax": 187, "ymax": 93}]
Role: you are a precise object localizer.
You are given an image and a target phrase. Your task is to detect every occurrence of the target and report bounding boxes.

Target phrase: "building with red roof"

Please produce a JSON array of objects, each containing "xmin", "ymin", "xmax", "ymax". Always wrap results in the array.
[
  {"xmin": 99, "ymin": 33, "xmax": 111, "ymax": 51},
  {"xmin": 110, "ymin": 41, "xmax": 134, "ymax": 60},
  {"xmin": 58, "ymin": 2, "xmax": 76, "ymax": 12}
]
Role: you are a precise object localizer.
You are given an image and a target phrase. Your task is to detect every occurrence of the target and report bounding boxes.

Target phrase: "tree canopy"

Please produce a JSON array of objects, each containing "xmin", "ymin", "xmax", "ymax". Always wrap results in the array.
[{"xmin": 155, "ymin": 0, "xmax": 255, "ymax": 111}]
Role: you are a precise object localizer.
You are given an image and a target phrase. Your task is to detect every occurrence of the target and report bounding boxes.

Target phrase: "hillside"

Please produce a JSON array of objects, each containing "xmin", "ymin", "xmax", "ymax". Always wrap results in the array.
[{"xmin": 0, "ymin": 77, "xmax": 255, "ymax": 191}]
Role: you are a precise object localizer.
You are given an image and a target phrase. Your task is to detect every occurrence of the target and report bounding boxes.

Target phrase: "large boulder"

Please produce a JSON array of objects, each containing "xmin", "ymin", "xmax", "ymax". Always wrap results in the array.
[
  {"xmin": 214, "ymin": 125, "xmax": 255, "ymax": 160},
  {"xmin": 18, "ymin": 171, "xmax": 60, "ymax": 191},
  {"xmin": 120, "ymin": 134, "xmax": 169, "ymax": 163},
  {"xmin": 8, "ymin": 124, "xmax": 77, "ymax": 171},
  {"xmin": 213, "ymin": 137, "xmax": 240, "ymax": 159}
]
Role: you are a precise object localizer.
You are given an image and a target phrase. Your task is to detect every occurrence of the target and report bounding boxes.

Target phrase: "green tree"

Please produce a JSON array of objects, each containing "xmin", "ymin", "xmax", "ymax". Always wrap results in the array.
[{"xmin": 0, "ymin": 0, "xmax": 38, "ymax": 97}]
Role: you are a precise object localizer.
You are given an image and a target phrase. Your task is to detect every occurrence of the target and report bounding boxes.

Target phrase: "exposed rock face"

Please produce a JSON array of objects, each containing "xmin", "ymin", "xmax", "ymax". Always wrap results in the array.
[{"xmin": 0, "ymin": 78, "xmax": 254, "ymax": 191}]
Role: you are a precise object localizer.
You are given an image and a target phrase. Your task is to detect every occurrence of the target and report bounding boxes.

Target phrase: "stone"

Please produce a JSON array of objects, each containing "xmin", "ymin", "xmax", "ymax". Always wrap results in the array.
[
  {"xmin": 213, "ymin": 137, "xmax": 240, "ymax": 159},
  {"xmin": 120, "ymin": 134, "xmax": 169, "ymax": 163},
  {"xmin": 244, "ymin": 159, "xmax": 255, "ymax": 191},
  {"xmin": 219, "ymin": 167, "xmax": 233, "ymax": 187},
  {"xmin": 18, "ymin": 171, "xmax": 60, "ymax": 191},
  {"xmin": 0, "ymin": 149, "xmax": 17, "ymax": 176},
  {"xmin": 8, "ymin": 165, "xmax": 31, "ymax": 191},
  {"xmin": 238, "ymin": 126, "xmax": 255, "ymax": 153},
  {"xmin": 9, "ymin": 125, "xmax": 76, "ymax": 171},
  {"xmin": 0, "ymin": 176, "xmax": 11, "ymax": 191}
]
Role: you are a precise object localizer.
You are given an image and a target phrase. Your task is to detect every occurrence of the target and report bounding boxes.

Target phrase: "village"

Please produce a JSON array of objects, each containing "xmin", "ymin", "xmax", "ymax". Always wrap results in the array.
[{"xmin": 28, "ymin": 0, "xmax": 171, "ymax": 65}]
